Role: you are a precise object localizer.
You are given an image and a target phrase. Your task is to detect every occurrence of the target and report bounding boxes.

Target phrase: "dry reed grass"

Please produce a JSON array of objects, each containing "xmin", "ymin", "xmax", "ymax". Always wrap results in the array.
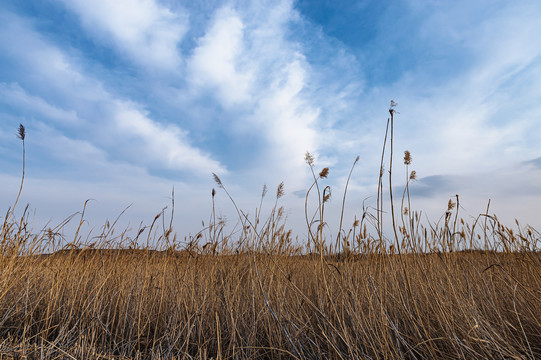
[{"xmin": 1, "ymin": 105, "xmax": 540, "ymax": 359}]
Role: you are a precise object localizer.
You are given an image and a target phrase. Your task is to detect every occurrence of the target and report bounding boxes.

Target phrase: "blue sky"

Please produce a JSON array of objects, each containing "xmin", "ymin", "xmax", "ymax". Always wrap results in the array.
[{"xmin": 1, "ymin": 0, "xmax": 541, "ymax": 242}]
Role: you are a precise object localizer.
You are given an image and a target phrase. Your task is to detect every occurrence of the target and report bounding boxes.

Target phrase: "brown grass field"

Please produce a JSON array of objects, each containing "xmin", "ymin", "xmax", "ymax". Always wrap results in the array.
[
  {"xmin": 0, "ymin": 245, "xmax": 539, "ymax": 359},
  {"xmin": 1, "ymin": 113, "xmax": 540, "ymax": 359}
]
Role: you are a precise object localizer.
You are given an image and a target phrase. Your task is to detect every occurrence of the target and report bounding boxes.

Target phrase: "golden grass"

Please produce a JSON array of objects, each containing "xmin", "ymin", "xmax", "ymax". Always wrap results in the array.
[
  {"xmin": 0, "ymin": 246, "xmax": 539, "ymax": 359},
  {"xmin": 1, "ymin": 106, "xmax": 540, "ymax": 359}
]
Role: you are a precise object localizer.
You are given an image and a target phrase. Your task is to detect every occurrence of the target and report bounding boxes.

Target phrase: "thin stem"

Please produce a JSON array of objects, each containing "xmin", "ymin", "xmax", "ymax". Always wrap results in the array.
[
  {"xmin": 377, "ymin": 118, "xmax": 390, "ymax": 242},
  {"xmin": 388, "ymin": 109, "xmax": 401, "ymax": 254},
  {"xmin": 337, "ymin": 156, "xmax": 359, "ymax": 254},
  {"xmin": 7, "ymin": 126, "xmax": 25, "ymax": 225}
]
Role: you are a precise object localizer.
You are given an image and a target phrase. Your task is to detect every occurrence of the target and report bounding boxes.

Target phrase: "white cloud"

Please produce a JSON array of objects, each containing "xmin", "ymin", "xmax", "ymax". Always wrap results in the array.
[
  {"xmin": 33, "ymin": 123, "xmax": 108, "ymax": 165},
  {"xmin": 185, "ymin": 1, "xmax": 327, "ymax": 188},
  {"xmin": 56, "ymin": 0, "xmax": 188, "ymax": 70},
  {"xmin": 113, "ymin": 101, "xmax": 226, "ymax": 174},
  {"xmin": 188, "ymin": 7, "xmax": 253, "ymax": 106},
  {"xmin": 0, "ymin": 83, "xmax": 80, "ymax": 125},
  {"xmin": 0, "ymin": 11, "xmax": 106, "ymax": 102},
  {"xmin": 0, "ymin": 11, "xmax": 225, "ymax": 177},
  {"xmin": 342, "ymin": 1, "xmax": 541, "ymax": 182},
  {"xmin": 252, "ymin": 58, "xmax": 320, "ymax": 185},
  {"xmin": 284, "ymin": 0, "xmax": 541, "ymax": 235}
]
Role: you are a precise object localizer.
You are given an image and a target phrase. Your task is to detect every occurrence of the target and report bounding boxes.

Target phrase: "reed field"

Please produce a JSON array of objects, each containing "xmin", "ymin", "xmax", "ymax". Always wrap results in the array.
[{"xmin": 1, "ymin": 107, "xmax": 540, "ymax": 359}]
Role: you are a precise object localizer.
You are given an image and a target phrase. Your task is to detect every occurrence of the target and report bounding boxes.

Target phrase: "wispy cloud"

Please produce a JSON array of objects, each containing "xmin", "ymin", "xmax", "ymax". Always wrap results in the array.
[
  {"xmin": 0, "ymin": 10, "xmax": 225, "ymax": 178},
  {"xmin": 188, "ymin": 6, "xmax": 253, "ymax": 107},
  {"xmin": 113, "ymin": 101, "xmax": 226, "ymax": 174},
  {"xmin": 184, "ymin": 1, "xmax": 331, "ymax": 188},
  {"xmin": 524, "ymin": 157, "xmax": 541, "ymax": 170},
  {"xmin": 341, "ymin": 0, "xmax": 541, "ymax": 182},
  {"xmin": 0, "ymin": 83, "xmax": 80, "ymax": 125},
  {"xmin": 55, "ymin": 0, "xmax": 188, "ymax": 70}
]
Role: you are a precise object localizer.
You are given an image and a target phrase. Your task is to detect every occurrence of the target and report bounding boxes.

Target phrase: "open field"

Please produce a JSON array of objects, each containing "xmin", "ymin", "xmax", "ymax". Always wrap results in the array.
[
  {"xmin": 1, "ymin": 117, "xmax": 540, "ymax": 359},
  {"xmin": 0, "ymin": 245, "xmax": 539, "ymax": 359}
]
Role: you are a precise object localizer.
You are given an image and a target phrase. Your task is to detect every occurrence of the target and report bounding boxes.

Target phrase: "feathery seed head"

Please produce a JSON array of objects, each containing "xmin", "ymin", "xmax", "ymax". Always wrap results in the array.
[
  {"xmin": 261, "ymin": 184, "xmax": 268, "ymax": 199},
  {"xmin": 304, "ymin": 151, "xmax": 314, "ymax": 166},
  {"xmin": 319, "ymin": 167, "xmax": 329, "ymax": 178},
  {"xmin": 409, "ymin": 170, "xmax": 417, "ymax": 180},
  {"xmin": 17, "ymin": 124, "xmax": 25, "ymax": 141},
  {"xmin": 389, "ymin": 100, "xmax": 398, "ymax": 115},
  {"xmin": 404, "ymin": 150, "xmax": 412, "ymax": 165},
  {"xmin": 323, "ymin": 186, "xmax": 331, "ymax": 203},
  {"xmin": 276, "ymin": 182, "xmax": 284, "ymax": 199},
  {"xmin": 447, "ymin": 199, "xmax": 456, "ymax": 211},
  {"xmin": 212, "ymin": 173, "xmax": 223, "ymax": 188}
]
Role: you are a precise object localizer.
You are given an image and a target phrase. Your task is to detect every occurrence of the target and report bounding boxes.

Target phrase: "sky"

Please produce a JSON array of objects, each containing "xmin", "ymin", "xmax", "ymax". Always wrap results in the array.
[{"xmin": 1, "ymin": 0, "xmax": 541, "ymax": 245}]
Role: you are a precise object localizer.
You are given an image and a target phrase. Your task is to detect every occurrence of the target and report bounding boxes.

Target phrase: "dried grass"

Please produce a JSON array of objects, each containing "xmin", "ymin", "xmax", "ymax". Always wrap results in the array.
[{"xmin": 1, "ymin": 108, "xmax": 540, "ymax": 359}]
